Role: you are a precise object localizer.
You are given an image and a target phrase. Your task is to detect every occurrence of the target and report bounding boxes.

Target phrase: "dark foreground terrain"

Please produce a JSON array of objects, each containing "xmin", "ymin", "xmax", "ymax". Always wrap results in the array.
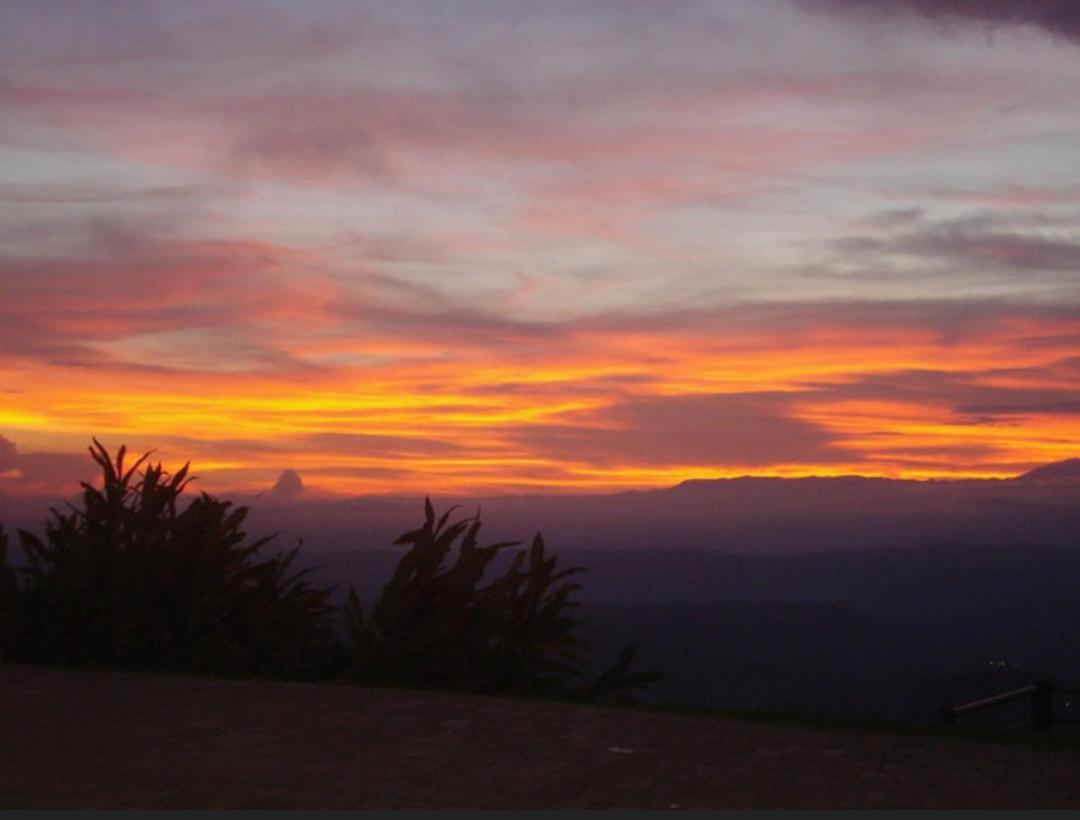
[
  {"xmin": 301, "ymin": 541, "xmax": 1080, "ymax": 725},
  {"xmin": 4, "ymin": 665, "xmax": 1080, "ymax": 809}
]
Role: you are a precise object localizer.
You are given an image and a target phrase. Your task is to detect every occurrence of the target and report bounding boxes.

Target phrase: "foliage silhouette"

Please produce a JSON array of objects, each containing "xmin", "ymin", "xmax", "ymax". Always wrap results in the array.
[
  {"xmin": 4, "ymin": 440, "xmax": 657, "ymax": 700},
  {"xmin": 344, "ymin": 499, "xmax": 659, "ymax": 699},
  {"xmin": 11, "ymin": 440, "xmax": 337, "ymax": 678},
  {"xmin": 0, "ymin": 526, "xmax": 17, "ymax": 662}
]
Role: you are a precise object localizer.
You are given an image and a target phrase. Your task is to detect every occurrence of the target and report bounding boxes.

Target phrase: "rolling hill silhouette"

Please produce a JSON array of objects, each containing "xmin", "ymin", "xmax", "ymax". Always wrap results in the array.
[
  {"xmin": 1015, "ymin": 458, "xmax": 1080, "ymax": 483},
  {"xmin": 218, "ymin": 459, "xmax": 1080, "ymax": 559}
]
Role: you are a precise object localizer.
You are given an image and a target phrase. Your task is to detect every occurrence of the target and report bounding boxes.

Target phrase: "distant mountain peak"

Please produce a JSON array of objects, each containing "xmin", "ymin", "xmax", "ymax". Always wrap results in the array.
[
  {"xmin": 265, "ymin": 469, "xmax": 304, "ymax": 499},
  {"xmin": 1015, "ymin": 458, "xmax": 1080, "ymax": 483}
]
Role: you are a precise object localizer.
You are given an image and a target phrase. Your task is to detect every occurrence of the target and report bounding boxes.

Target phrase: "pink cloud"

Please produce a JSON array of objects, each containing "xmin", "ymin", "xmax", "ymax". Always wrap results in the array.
[{"xmin": 0, "ymin": 226, "xmax": 339, "ymax": 369}]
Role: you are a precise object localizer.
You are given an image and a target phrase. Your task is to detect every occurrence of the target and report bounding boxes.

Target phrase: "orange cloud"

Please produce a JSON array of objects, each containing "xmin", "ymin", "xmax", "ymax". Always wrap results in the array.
[{"xmin": 2, "ymin": 301, "xmax": 1076, "ymax": 496}]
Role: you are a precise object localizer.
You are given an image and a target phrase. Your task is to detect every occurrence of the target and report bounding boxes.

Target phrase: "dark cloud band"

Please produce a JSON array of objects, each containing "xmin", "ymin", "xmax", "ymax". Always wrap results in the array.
[{"xmin": 805, "ymin": 0, "xmax": 1080, "ymax": 43}]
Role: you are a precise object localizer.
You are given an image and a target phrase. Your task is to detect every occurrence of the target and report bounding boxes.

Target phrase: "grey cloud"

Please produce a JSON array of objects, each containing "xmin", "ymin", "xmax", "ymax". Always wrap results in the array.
[
  {"xmin": 303, "ymin": 433, "xmax": 472, "ymax": 459},
  {"xmin": 0, "ymin": 435, "xmax": 16, "ymax": 469},
  {"xmin": 958, "ymin": 400, "xmax": 1080, "ymax": 417},
  {"xmin": 902, "ymin": 233, "xmax": 1080, "ymax": 273},
  {"xmin": 342, "ymin": 297, "xmax": 1080, "ymax": 361},
  {"xmin": 830, "ymin": 212, "xmax": 1080, "ymax": 279},
  {"xmin": 799, "ymin": 367, "xmax": 1080, "ymax": 422},
  {"xmin": 805, "ymin": 0, "xmax": 1080, "ymax": 43},
  {"xmin": 503, "ymin": 392, "xmax": 846, "ymax": 468},
  {"xmin": 0, "ymin": 434, "xmax": 94, "ymax": 495}
]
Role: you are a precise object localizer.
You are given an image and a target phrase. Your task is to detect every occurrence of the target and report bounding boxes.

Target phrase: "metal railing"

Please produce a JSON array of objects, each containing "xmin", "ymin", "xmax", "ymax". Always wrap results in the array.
[{"xmin": 941, "ymin": 681, "xmax": 1080, "ymax": 732}]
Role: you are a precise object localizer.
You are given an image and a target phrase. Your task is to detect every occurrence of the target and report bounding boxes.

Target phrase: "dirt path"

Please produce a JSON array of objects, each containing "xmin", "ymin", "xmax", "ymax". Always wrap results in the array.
[{"xmin": 3, "ymin": 664, "xmax": 1080, "ymax": 808}]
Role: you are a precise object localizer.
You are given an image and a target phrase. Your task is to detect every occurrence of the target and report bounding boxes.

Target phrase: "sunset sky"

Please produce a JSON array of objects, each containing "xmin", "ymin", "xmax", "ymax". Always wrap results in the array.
[{"xmin": 1, "ymin": 0, "xmax": 1078, "ymax": 496}]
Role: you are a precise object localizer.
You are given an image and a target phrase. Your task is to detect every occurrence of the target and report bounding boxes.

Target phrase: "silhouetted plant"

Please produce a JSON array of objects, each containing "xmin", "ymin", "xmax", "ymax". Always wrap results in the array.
[
  {"xmin": 7, "ymin": 440, "xmax": 657, "ymax": 698},
  {"xmin": 344, "ymin": 499, "xmax": 658, "ymax": 699},
  {"xmin": 0, "ymin": 526, "xmax": 17, "ymax": 662},
  {"xmin": 12, "ymin": 440, "xmax": 337, "ymax": 678}
]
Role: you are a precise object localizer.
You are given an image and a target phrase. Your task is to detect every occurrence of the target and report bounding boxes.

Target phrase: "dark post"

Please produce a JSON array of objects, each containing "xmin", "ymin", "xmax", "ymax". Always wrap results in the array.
[
  {"xmin": 1032, "ymin": 680, "xmax": 1054, "ymax": 732},
  {"xmin": 939, "ymin": 705, "xmax": 957, "ymax": 725}
]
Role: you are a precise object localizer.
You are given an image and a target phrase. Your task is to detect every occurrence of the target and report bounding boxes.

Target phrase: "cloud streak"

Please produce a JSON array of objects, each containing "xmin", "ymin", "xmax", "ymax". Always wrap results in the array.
[
  {"xmin": 807, "ymin": 0, "xmax": 1080, "ymax": 44},
  {"xmin": 2, "ymin": 297, "xmax": 1077, "ymax": 493},
  {"xmin": 830, "ymin": 212, "xmax": 1080, "ymax": 285}
]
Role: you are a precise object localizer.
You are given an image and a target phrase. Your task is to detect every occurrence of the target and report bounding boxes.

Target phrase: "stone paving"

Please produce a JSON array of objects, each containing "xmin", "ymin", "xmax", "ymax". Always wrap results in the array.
[{"xmin": 3, "ymin": 664, "xmax": 1080, "ymax": 808}]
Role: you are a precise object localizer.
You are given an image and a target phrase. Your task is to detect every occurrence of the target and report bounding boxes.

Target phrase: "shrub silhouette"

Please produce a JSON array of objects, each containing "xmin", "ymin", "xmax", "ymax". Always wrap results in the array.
[
  {"xmin": 6, "ymin": 440, "xmax": 658, "ymax": 700},
  {"xmin": 11, "ymin": 440, "xmax": 337, "ymax": 678},
  {"xmin": 0, "ymin": 526, "xmax": 17, "ymax": 662},
  {"xmin": 344, "ymin": 499, "xmax": 658, "ymax": 699}
]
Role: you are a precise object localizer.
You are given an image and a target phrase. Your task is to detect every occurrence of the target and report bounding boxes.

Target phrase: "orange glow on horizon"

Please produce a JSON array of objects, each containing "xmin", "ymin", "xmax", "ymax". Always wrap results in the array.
[{"xmin": 1, "ymin": 311, "xmax": 1076, "ymax": 497}]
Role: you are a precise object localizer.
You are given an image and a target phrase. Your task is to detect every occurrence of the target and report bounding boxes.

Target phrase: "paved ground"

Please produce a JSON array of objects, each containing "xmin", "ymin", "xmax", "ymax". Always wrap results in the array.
[{"xmin": 3, "ymin": 664, "xmax": 1080, "ymax": 809}]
